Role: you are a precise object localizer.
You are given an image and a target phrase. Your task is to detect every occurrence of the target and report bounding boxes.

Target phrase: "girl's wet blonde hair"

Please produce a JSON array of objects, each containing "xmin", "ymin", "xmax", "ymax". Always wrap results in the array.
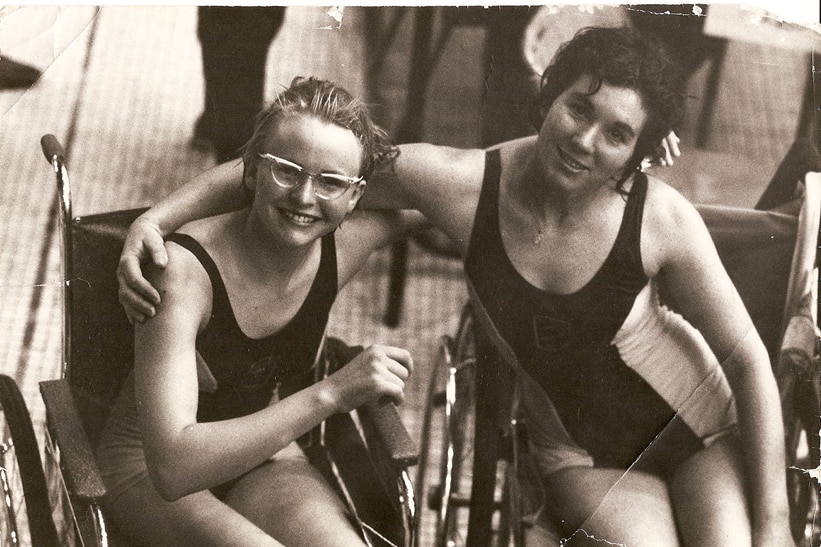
[{"xmin": 241, "ymin": 76, "xmax": 398, "ymax": 186}]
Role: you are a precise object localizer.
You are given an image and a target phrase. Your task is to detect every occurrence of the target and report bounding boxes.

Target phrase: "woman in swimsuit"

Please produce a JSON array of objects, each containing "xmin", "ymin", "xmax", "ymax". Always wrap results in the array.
[
  {"xmin": 96, "ymin": 76, "xmax": 420, "ymax": 546},
  {"xmin": 116, "ymin": 28, "xmax": 792, "ymax": 546}
]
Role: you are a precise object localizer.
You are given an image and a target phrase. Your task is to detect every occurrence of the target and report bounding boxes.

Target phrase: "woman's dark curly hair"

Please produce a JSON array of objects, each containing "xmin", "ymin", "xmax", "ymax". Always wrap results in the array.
[
  {"xmin": 242, "ymin": 76, "xmax": 398, "ymax": 184},
  {"xmin": 532, "ymin": 26, "xmax": 685, "ymax": 186}
]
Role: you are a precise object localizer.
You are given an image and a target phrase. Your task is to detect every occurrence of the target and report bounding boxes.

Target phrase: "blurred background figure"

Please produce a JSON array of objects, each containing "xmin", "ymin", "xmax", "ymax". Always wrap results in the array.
[
  {"xmin": 192, "ymin": 6, "xmax": 286, "ymax": 163},
  {"xmin": 0, "ymin": 55, "xmax": 40, "ymax": 89}
]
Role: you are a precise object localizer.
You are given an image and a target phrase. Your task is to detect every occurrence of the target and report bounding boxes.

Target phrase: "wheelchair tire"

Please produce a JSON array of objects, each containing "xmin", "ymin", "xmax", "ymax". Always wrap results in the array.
[
  {"xmin": 415, "ymin": 307, "xmax": 478, "ymax": 547},
  {"xmin": 0, "ymin": 374, "xmax": 59, "ymax": 547}
]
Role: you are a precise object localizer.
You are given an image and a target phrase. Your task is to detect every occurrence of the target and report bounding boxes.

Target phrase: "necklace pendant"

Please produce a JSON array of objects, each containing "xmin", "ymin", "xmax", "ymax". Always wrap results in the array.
[{"xmin": 533, "ymin": 228, "xmax": 544, "ymax": 245}]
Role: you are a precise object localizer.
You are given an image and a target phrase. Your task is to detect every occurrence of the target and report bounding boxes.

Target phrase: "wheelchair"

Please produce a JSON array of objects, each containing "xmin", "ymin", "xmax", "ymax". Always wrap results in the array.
[
  {"xmin": 33, "ymin": 134, "xmax": 417, "ymax": 547},
  {"xmin": 0, "ymin": 373, "xmax": 62, "ymax": 546},
  {"xmin": 415, "ymin": 148, "xmax": 821, "ymax": 546}
]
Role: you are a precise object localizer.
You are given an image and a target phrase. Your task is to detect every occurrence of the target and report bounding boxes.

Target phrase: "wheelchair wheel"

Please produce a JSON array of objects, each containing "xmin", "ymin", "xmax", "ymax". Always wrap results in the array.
[
  {"xmin": 415, "ymin": 308, "xmax": 477, "ymax": 547},
  {"xmin": 0, "ymin": 374, "xmax": 59, "ymax": 547}
]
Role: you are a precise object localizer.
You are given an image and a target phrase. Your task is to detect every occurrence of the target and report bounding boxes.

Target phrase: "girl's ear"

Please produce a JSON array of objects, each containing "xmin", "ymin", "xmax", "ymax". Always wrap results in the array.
[
  {"xmin": 346, "ymin": 180, "xmax": 366, "ymax": 211},
  {"xmin": 242, "ymin": 162, "xmax": 257, "ymax": 195}
]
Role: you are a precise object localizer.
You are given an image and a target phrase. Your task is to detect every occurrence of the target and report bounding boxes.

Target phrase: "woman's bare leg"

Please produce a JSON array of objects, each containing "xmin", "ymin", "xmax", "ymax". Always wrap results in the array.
[
  {"xmin": 671, "ymin": 434, "xmax": 752, "ymax": 546},
  {"xmin": 545, "ymin": 467, "xmax": 679, "ymax": 546}
]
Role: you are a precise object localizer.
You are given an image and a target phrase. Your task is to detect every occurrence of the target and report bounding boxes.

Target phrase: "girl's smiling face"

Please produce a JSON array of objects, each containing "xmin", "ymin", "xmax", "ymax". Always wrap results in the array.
[
  {"xmin": 537, "ymin": 74, "xmax": 648, "ymax": 194},
  {"xmin": 249, "ymin": 114, "xmax": 364, "ymax": 248}
]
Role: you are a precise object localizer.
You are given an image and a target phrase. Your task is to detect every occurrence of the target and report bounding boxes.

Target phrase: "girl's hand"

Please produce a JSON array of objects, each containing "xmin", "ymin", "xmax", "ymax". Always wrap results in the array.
[
  {"xmin": 117, "ymin": 216, "xmax": 168, "ymax": 323},
  {"xmin": 324, "ymin": 345, "xmax": 413, "ymax": 412}
]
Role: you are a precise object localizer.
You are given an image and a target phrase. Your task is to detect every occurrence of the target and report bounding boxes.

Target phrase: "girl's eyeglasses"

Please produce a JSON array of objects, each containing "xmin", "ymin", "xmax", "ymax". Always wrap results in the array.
[{"xmin": 257, "ymin": 152, "xmax": 364, "ymax": 201}]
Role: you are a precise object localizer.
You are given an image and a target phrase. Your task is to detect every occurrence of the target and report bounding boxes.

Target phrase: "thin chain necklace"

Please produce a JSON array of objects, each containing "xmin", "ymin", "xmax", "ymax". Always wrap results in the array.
[
  {"xmin": 529, "ymin": 203, "xmax": 546, "ymax": 245},
  {"xmin": 521, "ymin": 167, "xmax": 547, "ymax": 245}
]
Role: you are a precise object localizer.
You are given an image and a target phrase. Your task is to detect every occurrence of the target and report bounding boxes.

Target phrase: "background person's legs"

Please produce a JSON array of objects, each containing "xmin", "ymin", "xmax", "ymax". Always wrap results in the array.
[{"xmin": 195, "ymin": 6, "xmax": 286, "ymax": 163}]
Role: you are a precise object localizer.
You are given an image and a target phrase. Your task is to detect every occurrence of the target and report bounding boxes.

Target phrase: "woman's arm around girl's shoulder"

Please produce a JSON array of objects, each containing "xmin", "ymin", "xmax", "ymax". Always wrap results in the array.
[
  {"xmin": 334, "ymin": 209, "xmax": 428, "ymax": 286},
  {"xmin": 364, "ymin": 144, "xmax": 486, "ymax": 245}
]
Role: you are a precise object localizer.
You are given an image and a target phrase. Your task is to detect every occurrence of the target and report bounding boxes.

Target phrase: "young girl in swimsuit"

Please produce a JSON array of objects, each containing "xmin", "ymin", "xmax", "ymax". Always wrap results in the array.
[
  {"xmin": 96, "ymin": 76, "xmax": 420, "ymax": 546},
  {"xmin": 116, "ymin": 29, "xmax": 792, "ymax": 546}
]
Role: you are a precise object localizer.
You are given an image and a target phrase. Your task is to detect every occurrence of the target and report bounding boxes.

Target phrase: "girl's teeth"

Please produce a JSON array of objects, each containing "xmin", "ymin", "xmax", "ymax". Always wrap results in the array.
[{"xmin": 283, "ymin": 210, "xmax": 316, "ymax": 224}]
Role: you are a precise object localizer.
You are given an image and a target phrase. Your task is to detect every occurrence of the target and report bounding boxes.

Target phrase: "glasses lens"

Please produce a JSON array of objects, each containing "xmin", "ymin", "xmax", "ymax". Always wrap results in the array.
[
  {"xmin": 270, "ymin": 159, "xmax": 303, "ymax": 188},
  {"xmin": 315, "ymin": 175, "xmax": 354, "ymax": 200}
]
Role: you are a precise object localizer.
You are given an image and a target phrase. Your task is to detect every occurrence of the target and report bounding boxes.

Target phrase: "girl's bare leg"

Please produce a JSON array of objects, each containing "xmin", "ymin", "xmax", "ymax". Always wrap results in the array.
[
  {"xmin": 224, "ymin": 457, "xmax": 367, "ymax": 547},
  {"xmin": 104, "ymin": 475, "xmax": 283, "ymax": 547}
]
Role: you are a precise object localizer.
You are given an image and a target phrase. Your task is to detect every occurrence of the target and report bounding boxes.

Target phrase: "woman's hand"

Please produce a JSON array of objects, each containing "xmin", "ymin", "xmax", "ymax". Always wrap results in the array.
[
  {"xmin": 642, "ymin": 130, "xmax": 681, "ymax": 169},
  {"xmin": 117, "ymin": 216, "xmax": 168, "ymax": 323},
  {"xmin": 324, "ymin": 345, "xmax": 413, "ymax": 412}
]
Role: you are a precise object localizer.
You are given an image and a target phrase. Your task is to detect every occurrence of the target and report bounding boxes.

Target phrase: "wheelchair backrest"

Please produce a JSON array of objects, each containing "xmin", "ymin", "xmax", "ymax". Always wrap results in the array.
[
  {"xmin": 699, "ymin": 172, "xmax": 820, "ymax": 358},
  {"xmin": 699, "ymin": 204, "xmax": 798, "ymax": 356},
  {"xmin": 66, "ymin": 208, "xmax": 146, "ymax": 447}
]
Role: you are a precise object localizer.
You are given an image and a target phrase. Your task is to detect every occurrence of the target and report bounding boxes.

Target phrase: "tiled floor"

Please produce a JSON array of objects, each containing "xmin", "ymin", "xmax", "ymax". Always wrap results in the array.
[{"xmin": 0, "ymin": 5, "xmax": 818, "ymax": 546}]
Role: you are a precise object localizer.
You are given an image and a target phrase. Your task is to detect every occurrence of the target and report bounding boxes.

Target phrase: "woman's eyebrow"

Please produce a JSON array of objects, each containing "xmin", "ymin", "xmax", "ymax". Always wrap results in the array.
[
  {"xmin": 612, "ymin": 120, "xmax": 637, "ymax": 140},
  {"xmin": 572, "ymin": 92, "xmax": 639, "ymax": 140}
]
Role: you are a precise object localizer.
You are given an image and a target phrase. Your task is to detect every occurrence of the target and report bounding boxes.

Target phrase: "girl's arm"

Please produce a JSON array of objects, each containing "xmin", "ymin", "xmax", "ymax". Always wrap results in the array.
[
  {"xmin": 646, "ymin": 184, "xmax": 791, "ymax": 544},
  {"xmin": 138, "ymin": 244, "xmax": 413, "ymax": 502}
]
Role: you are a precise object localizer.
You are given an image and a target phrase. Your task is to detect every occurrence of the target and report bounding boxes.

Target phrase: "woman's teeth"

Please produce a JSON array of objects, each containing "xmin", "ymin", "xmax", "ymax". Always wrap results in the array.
[{"xmin": 558, "ymin": 148, "xmax": 587, "ymax": 171}]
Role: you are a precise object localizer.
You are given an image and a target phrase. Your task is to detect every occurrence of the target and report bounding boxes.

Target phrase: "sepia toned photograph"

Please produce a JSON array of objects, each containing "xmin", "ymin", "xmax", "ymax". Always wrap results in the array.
[{"xmin": 0, "ymin": 4, "xmax": 819, "ymax": 546}]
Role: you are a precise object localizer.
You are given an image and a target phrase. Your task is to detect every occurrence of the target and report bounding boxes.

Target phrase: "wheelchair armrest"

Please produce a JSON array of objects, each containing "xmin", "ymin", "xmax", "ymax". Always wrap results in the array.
[
  {"xmin": 359, "ymin": 402, "xmax": 418, "ymax": 468},
  {"xmin": 39, "ymin": 379, "xmax": 107, "ymax": 503}
]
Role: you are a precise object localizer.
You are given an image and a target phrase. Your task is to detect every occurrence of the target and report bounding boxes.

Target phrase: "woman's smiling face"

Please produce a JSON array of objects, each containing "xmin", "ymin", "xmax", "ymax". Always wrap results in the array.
[
  {"xmin": 537, "ymin": 74, "xmax": 648, "ymax": 193},
  {"xmin": 250, "ymin": 114, "xmax": 364, "ymax": 248}
]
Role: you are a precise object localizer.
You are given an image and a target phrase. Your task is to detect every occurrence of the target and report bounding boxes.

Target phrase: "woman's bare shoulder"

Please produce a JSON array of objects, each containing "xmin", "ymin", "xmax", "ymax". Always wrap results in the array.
[
  {"xmin": 643, "ymin": 173, "xmax": 701, "ymax": 226},
  {"xmin": 642, "ymin": 173, "xmax": 714, "ymax": 274}
]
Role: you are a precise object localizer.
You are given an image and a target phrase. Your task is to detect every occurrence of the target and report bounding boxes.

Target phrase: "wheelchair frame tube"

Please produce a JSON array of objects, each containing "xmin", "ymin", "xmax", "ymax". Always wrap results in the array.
[{"xmin": 41, "ymin": 135, "xmax": 72, "ymax": 380}]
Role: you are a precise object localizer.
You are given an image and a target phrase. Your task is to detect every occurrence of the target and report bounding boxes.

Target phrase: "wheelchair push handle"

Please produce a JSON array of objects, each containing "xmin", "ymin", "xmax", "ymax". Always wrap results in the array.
[{"xmin": 41, "ymin": 134, "xmax": 66, "ymax": 164}]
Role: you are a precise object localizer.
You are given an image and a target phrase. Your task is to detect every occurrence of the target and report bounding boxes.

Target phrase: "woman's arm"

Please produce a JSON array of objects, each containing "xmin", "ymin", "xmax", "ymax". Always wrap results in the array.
[
  {"xmin": 334, "ymin": 209, "xmax": 429, "ymax": 285},
  {"xmin": 363, "ymin": 143, "xmax": 486, "ymax": 248},
  {"xmin": 646, "ymin": 185, "xmax": 791, "ymax": 544},
  {"xmin": 118, "ymin": 161, "xmax": 248, "ymax": 321}
]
